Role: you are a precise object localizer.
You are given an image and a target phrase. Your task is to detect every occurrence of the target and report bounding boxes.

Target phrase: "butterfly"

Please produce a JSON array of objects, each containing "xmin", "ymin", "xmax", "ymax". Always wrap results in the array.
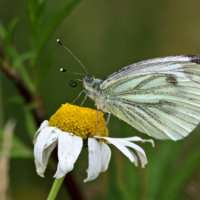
[{"xmin": 58, "ymin": 40, "xmax": 200, "ymax": 141}]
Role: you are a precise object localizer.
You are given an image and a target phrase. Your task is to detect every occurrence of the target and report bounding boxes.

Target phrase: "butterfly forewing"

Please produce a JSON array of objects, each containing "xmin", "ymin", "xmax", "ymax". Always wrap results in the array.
[
  {"xmin": 100, "ymin": 55, "xmax": 200, "ymax": 140},
  {"xmin": 100, "ymin": 55, "xmax": 200, "ymax": 88}
]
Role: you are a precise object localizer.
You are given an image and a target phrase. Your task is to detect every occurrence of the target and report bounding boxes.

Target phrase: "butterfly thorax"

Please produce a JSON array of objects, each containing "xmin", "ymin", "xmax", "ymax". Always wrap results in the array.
[{"xmin": 83, "ymin": 77, "xmax": 109, "ymax": 112}]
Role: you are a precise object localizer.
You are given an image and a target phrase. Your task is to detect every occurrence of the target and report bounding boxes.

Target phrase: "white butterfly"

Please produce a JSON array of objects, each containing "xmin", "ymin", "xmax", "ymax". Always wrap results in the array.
[{"xmin": 58, "ymin": 40, "xmax": 200, "ymax": 141}]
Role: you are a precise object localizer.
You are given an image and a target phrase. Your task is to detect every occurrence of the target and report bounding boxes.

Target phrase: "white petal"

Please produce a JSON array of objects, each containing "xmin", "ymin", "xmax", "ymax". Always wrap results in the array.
[
  {"xmin": 99, "ymin": 142, "xmax": 111, "ymax": 172},
  {"xmin": 37, "ymin": 120, "xmax": 49, "ymax": 132},
  {"xmin": 116, "ymin": 136, "xmax": 143, "ymax": 141},
  {"xmin": 42, "ymin": 140, "xmax": 57, "ymax": 169},
  {"xmin": 35, "ymin": 159, "xmax": 46, "ymax": 177},
  {"xmin": 118, "ymin": 140, "xmax": 146, "ymax": 157},
  {"xmin": 33, "ymin": 120, "xmax": 49, "ymax": 144},
  {"xmin": 37, "ymin": 128, "xmax": 61, "ymax": 174},
  {"xmin": 34, "ymin": 127, "xmax": 57, "ymax": 166},
  {"xmin": 44, "ymin": 128, "xmax": 60, "ymax": 149},
  {"xmin": 84, "ymin": 138, "xmax": 101, "ymax": 182},
  {"xmin": 137, "ymin": 151, "xmax": 148, "ymax": 168},
  {"xmin": 56, "ymin": 132, "xmax": 74, "ymax": 178},
  {"xmin": 119, "ymin": 140, "xmax": 148, "ymax": 168},
  {"xmin": 95, "ymin": 136, "xmax": 134, "ymax": 162},
  {"xmin": 72, "ymin": 135, "xmax": 83, "ymax": 163},
  {"xmin": 115, "ymin": 137, "xmax": 154, "ymax": 147},
  {"xmin": 143, "ymin": 139, "xmax": 154, "ymax": 147},
  {"xmin": 127, "ymin": 149, "xmax": 138, "ymax": 167},
  {"xmin": 54, "ymin": 163, "xmax": 66, "ymax": 178}
]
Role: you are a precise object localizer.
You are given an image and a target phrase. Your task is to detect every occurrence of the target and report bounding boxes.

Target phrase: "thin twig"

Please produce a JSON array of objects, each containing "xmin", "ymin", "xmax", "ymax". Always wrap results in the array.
[
  {"xmin": 0, "ymin": 46, "xmax": 44, "ymax": 125},
  {"xmin": 0, "ymin": 62, "xmax": 44, "ymax": 126}
]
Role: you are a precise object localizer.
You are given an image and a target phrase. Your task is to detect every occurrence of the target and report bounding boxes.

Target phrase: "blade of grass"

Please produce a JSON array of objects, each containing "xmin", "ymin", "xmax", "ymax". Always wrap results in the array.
[
  {"xmin": 108, "ymin": 151, "xmax": 124, "ymax": 199},
  {"xmin": 33, "ymin": 0, "xmax": 80, "ymax": 69},
  {"xmin": 145, "ymin": 141, "xmax": 182, "ymax": 200},
  {"xmin": 125, "ymin": 158, "xmax": 140, "ymax": 199},
  {"xmin": 11, "ymin": 49, "xmax": 36, "ymax": 92},
  {"xmin": 11, "ymin": 135, "xmax": 33, "ymax": 159},
  {"xmin": 161, "ymin": 144, "xmax": 200, "ymax": 200},
  {"xmin": 0, "ymin": 21, "xmax": 6, "ymax": 40},
  {"xmin": 31, "ymin": 1, "xmax": 46, "ymax": 47},
  {"xmin": 23, "ymin": 106, "xmax": 37, "ymax": 139},
  {"xmin": 37, "ymin": 53, "xmax": 54, "ymax": 89},
  {"xmin": 122, "ymin": 124, "xmax": 141, "ymax": 199},
  {"xmin": 26, "ymin": 0, "xmax": 46, "ymax": 52},
  {"xmin": 13, "ymin": 51, "xmax": 35, "ymax": 70},
  {"xmin": 4, "ymin": 17, "xmax": 19, "ymax": 61},
  {"xmin": 26, "ymin": 0, "xmax": 36, "ymax": 24}
]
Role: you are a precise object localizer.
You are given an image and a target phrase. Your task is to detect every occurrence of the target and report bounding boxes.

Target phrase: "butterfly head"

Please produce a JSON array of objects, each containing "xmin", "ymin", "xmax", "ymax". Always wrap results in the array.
[
  {"xmin": 83, "ymin": 76, "xmax": 94, "ymax": 87},
  {"xmin": 83, "ymin": 76, "xmax": 103, "ymax": 98}
]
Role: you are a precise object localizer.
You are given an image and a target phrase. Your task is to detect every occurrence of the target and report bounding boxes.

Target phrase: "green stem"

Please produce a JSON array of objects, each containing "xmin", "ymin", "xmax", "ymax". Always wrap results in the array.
[{"xmin": 47, "ymin": 177, "xmax": 65, "ymax": 200}]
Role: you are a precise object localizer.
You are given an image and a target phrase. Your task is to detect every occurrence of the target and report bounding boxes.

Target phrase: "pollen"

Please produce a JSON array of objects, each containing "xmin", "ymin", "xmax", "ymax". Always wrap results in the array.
[{"xmin": 48, "ymin": 103, "xmax": 109, "ymax": 139}]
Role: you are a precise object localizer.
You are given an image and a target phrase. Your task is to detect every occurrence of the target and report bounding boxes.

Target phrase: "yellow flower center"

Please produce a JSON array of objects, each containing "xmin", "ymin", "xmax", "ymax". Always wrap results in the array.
[{"xmin": 48, "ymin": 103, "xmax": 109, "ymax": 139}]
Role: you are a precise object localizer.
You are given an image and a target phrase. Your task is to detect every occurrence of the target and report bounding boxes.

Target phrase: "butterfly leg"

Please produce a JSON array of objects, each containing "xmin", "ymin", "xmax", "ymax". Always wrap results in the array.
[
  {"xmin": 94, "ymin": 105, "xmax": 99, "ymax": 136},
  {"xmin": 104, "ymin": 111, "xmax": 111, "ymax": 136},
  {"xmin": 71, "ymin": 90, "xmax": 88, "ymax": 105},
  {"xmin": 80, "ymin": 93, "xmax": 88, "ymax": 107}
]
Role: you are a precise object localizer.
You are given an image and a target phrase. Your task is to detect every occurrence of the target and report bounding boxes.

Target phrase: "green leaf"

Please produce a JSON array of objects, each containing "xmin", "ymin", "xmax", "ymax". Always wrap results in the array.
[
  {"xmin": 7, "ymin": 95, "xmax": 24, "ymax": 104},
  {"xmin": 121, "ymin": 124, "xmax": 140, "ymax": 199},
  {"xmin": 13, "ymin": 51, "xmax": 35, "ymax": 70},
  {"xmin": 26, "ymin": 0, "xmax": 36, "ymax": 24},
  {"xmin": 23, "ymin": 106, "xmax": 37, "ymax": 140},
  {"xmin": 5, "ymin": 17, "xmax": 19, "ymax": 60},
  {"xmin": 33, "ymin": 0, "xmax": 80, "ymax": 69},
  {"xmin": 145, "ymin": 141, "xmax": 182, "ymax": 200},
  {"xmin": 18, "ymin": 66, "xmax": 36, "ymax": 93},
  {"xmin": 31, "ymin": 0, "xmax": 46, "ymax": 44},
  {"xmin": 108, "ymin": 150, "xmax": 124, "ymax": 199},
  {"xmin": 0, "ymin": 21, "xmax": 6, "ymax": 40},
  {"xmin": 11, "ymin": 49, "xmax": 36, "ymax": 92},
  {"xmin": 124, "ymin": 158, "xmax": 140, "ymax": 199},
  {"xmin": 160, "ymin": 144, "xmax": 200, "ymax": 200},
  {"xmin": 11, "ymin": 135, "xmax": 33, "ymax": 159},
  {"xmin": 37, "ymin": 53, "xmax": 54, "ymax": 88},
  {"xmin": 26, "ymin": 0, "xmax": 45, "ymax": 25},
  {"xmin": 26, "ymin": 0, "xmax": 46, "ymax": 52}
]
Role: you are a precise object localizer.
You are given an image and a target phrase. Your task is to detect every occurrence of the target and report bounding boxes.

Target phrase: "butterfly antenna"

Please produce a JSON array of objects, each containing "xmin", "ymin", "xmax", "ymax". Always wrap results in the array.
[
  {"xmin": 57, "ymin": 39, "xmax": 90, "ymax": 77},
  {"xmin": 60, "ymin": 68, "xmax": 86, "ymax": 76}
]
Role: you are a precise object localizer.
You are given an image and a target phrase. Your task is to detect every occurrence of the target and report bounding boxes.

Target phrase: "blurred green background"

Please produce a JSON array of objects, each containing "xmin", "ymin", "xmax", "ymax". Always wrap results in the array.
[{"xmin": 1, "ymin": 0, "xmax": 200, "ymax": 199}]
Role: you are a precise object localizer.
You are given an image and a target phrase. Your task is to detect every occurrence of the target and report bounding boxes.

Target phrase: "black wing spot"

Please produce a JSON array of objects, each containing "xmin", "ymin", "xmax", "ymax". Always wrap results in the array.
[
  {"xmin": 191, "ymin": 57, "xmax": 200, "ymax": 64},
  {"xmin": 186, "ymin": 54, "xmax": 200, "ymax": 64},
  {"xmin": 166, "ymin": 76, "xmax": 178, "ymax": 86}
]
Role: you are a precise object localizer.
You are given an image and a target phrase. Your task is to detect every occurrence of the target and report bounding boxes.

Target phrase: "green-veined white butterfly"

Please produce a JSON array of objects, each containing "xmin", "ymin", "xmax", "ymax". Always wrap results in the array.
[{"xmin": 58, "ymin": 39, "xmax": 200, "ymax": 141}]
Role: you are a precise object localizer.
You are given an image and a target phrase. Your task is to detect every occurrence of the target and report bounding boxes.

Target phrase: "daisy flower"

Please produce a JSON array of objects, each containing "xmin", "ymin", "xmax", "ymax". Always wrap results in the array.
[{"xmin": 33, "ymin": 103, "xmax": 154, "ymax": 182}]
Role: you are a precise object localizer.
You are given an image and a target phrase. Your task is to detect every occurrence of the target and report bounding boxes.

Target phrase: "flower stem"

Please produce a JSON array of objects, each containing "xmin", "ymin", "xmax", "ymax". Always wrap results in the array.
[{"xmin": 47, "ymin": 177, "xmax": 65, "ymax": 200}]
